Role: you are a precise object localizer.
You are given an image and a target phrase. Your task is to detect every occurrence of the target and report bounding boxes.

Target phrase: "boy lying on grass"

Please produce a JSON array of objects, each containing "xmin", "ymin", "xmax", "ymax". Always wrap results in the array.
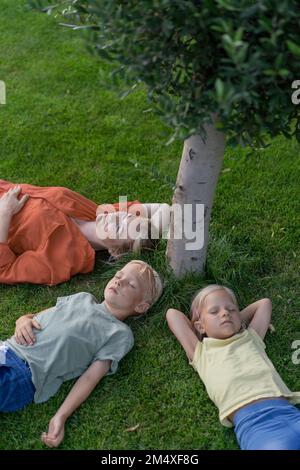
[{"xmin": 0, "ymin": 260, "xmax": 162, "ymax": 447}]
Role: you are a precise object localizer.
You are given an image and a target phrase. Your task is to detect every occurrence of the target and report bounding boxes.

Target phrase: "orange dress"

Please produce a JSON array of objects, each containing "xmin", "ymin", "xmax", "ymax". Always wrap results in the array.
[{"xmin": 0, "ymin": 180, "xmax": 138, "ymax": 285}]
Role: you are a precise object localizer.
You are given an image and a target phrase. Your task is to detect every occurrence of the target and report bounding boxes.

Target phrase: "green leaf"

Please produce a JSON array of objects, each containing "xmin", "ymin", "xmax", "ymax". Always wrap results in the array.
[
  {"xmin": 286, "ymin": 40, "xmax": 300, "ymax": 56},
  {"xmin": 215, "ymin": 78, "xmax": 224, "ymax": 100},
  {"xmin": 278, "ymin": 69, "xmax": 290, "ymax": 78}
]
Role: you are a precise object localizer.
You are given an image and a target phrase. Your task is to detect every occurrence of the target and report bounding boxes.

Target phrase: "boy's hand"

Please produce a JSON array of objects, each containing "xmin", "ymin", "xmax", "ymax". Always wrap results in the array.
[
  {"xmin": 15, "ymin": 315, "xmax": 42, "ymax": 346},
  {"xmin": 0, "ymin": 186, "xmax": 29, "ymax": 216},
  {"xmin": 41, "ymin": 415, "xmax": 65, "ymax": 448}
]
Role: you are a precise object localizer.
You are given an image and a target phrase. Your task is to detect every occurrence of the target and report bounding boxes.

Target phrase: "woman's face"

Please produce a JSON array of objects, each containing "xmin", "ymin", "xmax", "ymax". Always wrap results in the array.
[{"xmin": 95, "ymin": 211, "xmax": 144, "ymax": 253}]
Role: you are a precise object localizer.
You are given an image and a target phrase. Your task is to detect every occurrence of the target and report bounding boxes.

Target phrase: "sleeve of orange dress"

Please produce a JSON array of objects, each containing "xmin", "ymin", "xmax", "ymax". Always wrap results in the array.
[
  {"xmin": 112, "ymin": 201, "xmax": 142, "ymax": 213},
  {"xmin": 0, "ymin": 222, "xmax": 95, "ymax": 286},
  {"xmin": 0, "ymin": 182, "xmax": 95, "ymax": 285},
  {"xmin": 0, "ymin": 243, "xmax": 17, "ymax": 267},
  {"xmin": 0, "ymin": 180, "xmax": 139, "ymax": 285}
]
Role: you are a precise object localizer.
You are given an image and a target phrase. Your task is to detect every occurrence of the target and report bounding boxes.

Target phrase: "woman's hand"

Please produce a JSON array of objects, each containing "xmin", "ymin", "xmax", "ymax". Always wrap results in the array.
[
  {"xmin": 0, "ymin": 186, "xmax": 29, "ymax": 217},
  {"xmin": 41, "ymin": 415, "xmax": 66, "ymax": 448},
  {"xmin": 96, "ymin": 203, "xmax": 115, "ymax": 217},
  {"xmin": 0, "ymin": 187, "xmax": 29, "ymax": 243},
  {"xmin": 15, "ymin": 315, "xmax": 42, "ymax": 346}
]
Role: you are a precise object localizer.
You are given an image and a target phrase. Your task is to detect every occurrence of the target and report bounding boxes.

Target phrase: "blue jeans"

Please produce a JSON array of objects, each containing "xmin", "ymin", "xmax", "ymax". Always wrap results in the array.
[
  {"xmin": 233, "ymin": 398, "xmax": 300, "ymax": 450},
  {"xmin": 0, "ymin": 344, "xmax": 35, "ymax": 412}
]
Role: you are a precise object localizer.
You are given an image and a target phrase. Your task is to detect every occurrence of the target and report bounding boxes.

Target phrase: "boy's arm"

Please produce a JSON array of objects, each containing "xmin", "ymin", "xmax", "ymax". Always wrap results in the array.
[
  {"xmin": 166, "ymin": 308, "xmax": 199, "ymax": 362},
  {"xmin": 14, "ymin": 308, "xmax": 52, "ymax": 346},
  {"xmin": 239, "ymin": 298, "xmax": 272, "ymax": 339},
  {"xmin": 41, "ymin": 359, "xmax": 111, "ymax": 448}
]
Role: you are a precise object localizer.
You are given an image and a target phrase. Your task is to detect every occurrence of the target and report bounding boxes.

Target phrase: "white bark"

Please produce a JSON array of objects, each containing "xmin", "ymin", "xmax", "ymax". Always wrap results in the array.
[{"xmin": 166, "ymin": 120, "xmax": 225, "ymax": 277}]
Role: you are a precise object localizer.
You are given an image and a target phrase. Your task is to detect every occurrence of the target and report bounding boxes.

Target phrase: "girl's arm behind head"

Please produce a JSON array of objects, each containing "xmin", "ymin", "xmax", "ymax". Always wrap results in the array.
[
  {"xmin": 166, "ymin": 309, "xmax": 199, "ymax": 362},
  {"xmin": 240, "ymin": 298, "xmax": 272, "ymax": 339}
]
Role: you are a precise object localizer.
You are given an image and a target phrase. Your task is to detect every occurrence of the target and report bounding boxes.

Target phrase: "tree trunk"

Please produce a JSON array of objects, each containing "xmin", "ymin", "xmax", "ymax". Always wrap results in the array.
[{"xmin": 166, "ymin": 121, "xmax": 225, "ymax": 277}]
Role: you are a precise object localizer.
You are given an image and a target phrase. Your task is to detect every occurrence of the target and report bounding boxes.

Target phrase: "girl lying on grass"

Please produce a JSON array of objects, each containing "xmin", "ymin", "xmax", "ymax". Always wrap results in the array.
[{"xmin": 167, "ymin": 285, "xmax": 300, "ymax": 450}]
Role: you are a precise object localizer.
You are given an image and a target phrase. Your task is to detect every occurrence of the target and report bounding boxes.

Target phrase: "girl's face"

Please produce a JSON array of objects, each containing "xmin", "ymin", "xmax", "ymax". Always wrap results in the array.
[{"xmin": 195, "ymin": 290, "xmax": 242, "ymax": 340}]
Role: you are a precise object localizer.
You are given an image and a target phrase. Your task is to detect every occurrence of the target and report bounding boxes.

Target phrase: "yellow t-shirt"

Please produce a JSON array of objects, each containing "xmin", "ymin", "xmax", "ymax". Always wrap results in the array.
[{"xmin": 190, "ymin": 327, "xmax": 300, "ymax": 427}]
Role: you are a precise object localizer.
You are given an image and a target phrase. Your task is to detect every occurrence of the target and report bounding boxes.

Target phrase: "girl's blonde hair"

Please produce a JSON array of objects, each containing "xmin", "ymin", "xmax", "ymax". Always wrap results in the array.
[{"xmin": 190, "ymin": 285, "xmax": 238, "ymax": 336}]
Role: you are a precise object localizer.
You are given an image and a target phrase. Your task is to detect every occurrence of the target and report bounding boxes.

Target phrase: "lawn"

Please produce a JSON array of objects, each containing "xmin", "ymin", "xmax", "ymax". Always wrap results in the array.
[{"xmin": 0, "ymin": 0, "xmax": 300, "ymax": 450}]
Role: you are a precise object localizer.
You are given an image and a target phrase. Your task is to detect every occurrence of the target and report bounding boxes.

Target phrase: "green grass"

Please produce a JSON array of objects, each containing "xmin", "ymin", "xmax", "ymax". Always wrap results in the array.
[{"xmin": 1, "ymin": 0, "xmax": 300, "ymax": 450}]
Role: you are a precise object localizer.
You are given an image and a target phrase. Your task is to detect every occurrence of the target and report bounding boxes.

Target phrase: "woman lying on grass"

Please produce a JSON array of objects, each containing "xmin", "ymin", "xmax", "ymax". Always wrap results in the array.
[{"xmin": 0, "ymin": 180, "xmax": 158, "ymax": 285}]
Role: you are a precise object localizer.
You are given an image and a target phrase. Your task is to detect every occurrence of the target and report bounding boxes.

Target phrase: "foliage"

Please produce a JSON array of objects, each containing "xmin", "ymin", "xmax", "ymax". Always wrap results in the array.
[{"xmin": 30, "ymin": 0, "xmax": 300, "ymax": 146}]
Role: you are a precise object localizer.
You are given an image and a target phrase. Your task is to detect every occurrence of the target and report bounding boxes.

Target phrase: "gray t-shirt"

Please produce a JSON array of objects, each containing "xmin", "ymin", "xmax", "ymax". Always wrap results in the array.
[{"xmin": 7, "ymin": 293, "xmax": 134, "ymax": 403}]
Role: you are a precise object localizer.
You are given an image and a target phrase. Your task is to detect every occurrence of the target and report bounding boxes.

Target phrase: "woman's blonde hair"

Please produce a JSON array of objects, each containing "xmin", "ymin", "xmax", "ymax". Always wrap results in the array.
[
  {"xmin": 131, "ymin": 217, "xmax": 159, "ymax": 252},
  {"xmin": 112, "ymin": 217, "xmax": 158, "ymax": 259},
  {"xmin": 190, "ymin": 285, "xmax": 238, "ymax": 337}
]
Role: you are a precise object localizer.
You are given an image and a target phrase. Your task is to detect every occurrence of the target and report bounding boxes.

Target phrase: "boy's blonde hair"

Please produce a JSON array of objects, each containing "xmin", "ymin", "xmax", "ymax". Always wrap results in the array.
[
  {"xmin": 127, "ymin": 260, "xmax": 163, "ymax": 306},
  {"xmin": 190, "ymin": 284, "xmax": 238, "ymax": 327}
]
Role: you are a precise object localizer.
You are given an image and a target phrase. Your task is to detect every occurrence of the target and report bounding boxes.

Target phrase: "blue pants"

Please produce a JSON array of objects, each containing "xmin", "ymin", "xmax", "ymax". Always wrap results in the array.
[
  {"xmin": 0, "ymin": 345, "xmax": 35, "ymax": 412},
  {"xmin": 233, "ymin": 398, "xmax": 300, "ymax": 450}
]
